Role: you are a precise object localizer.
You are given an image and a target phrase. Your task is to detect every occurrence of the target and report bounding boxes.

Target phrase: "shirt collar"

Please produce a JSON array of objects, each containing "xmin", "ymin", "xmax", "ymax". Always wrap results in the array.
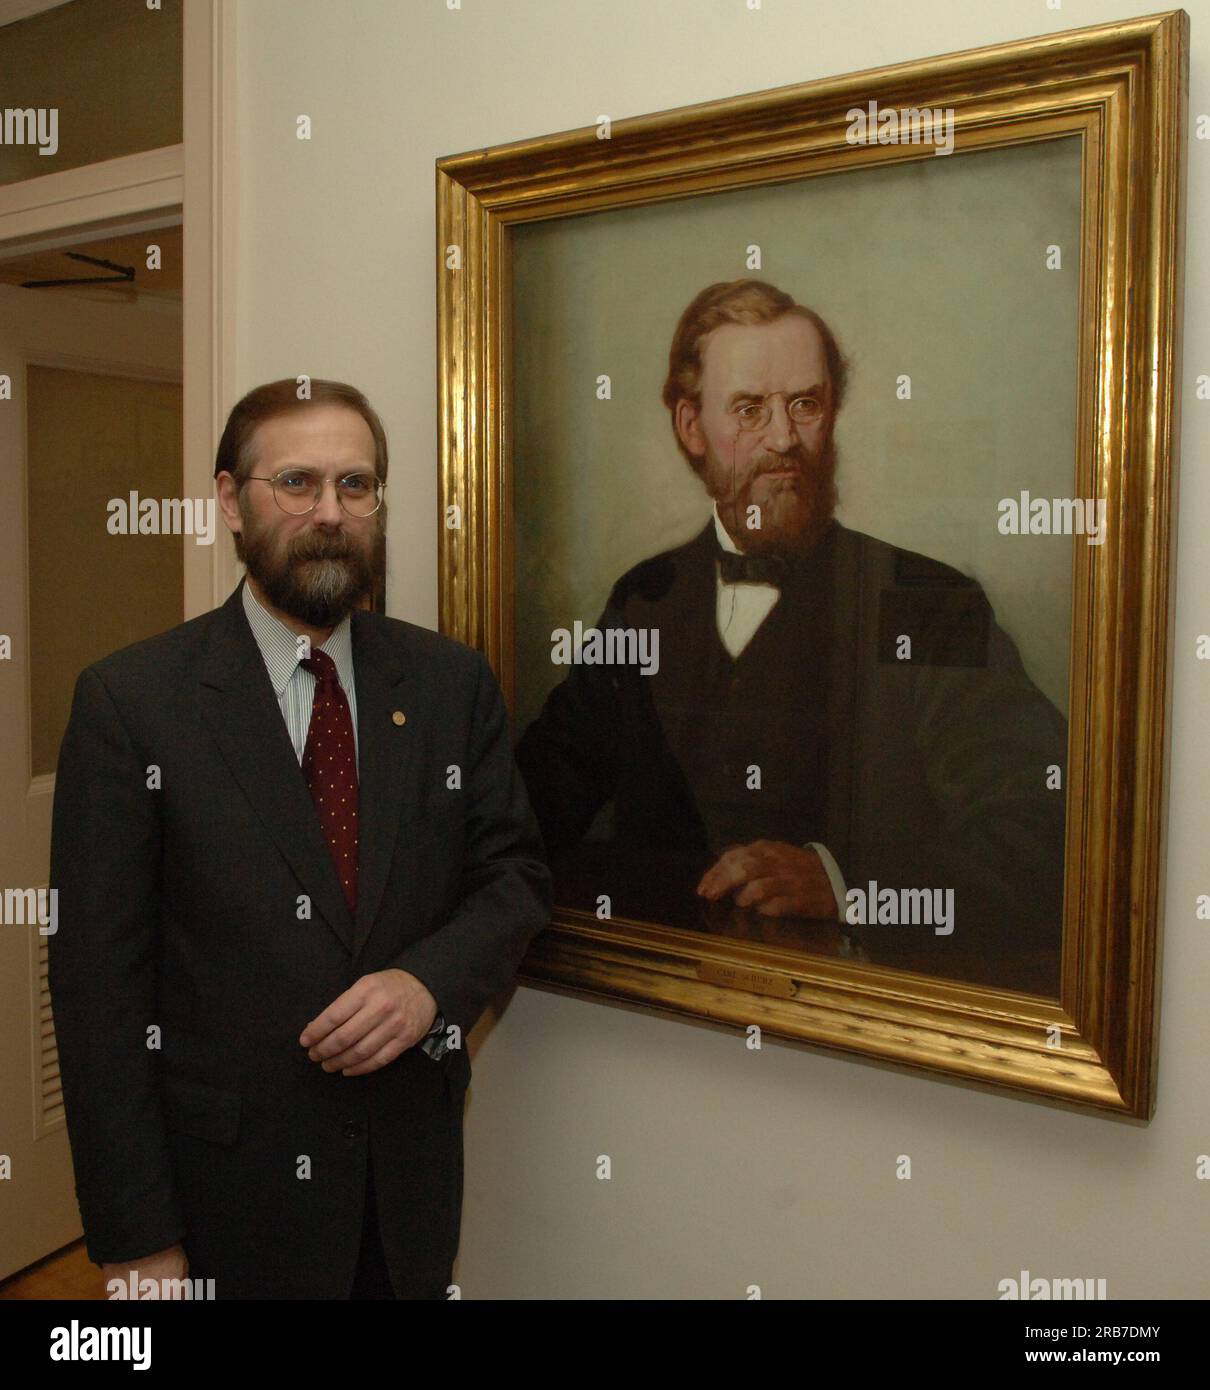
[
  {"xmin": 712, "ymin": 502, "xmax": 742, "ymax": 554},
  {"xmin": 241, "ymin": 579, "xmax": 355, "ymax": 697}
]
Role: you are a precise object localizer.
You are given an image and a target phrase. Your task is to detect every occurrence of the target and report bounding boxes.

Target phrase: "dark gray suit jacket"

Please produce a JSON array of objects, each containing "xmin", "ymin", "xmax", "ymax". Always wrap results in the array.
[{"xmin": 48, "ymin": 580, "xmax": 551, "ymax": 1298}]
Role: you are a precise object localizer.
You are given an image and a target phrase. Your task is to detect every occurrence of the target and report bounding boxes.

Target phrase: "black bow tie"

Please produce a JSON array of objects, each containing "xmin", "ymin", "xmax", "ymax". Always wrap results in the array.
[{"xmin": 717, "ymin": 549, "xmax": 791, "ymax": 587}]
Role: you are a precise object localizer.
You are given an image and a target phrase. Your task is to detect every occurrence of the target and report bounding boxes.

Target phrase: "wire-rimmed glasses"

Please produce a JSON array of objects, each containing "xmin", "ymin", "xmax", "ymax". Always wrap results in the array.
[
  {"xmin": 731, "ymin": 391, "xmax": 826, "ymax": 432},
  {"xmin": 245, "ymin": 468, "xmax": 385, "ymax": 517}
]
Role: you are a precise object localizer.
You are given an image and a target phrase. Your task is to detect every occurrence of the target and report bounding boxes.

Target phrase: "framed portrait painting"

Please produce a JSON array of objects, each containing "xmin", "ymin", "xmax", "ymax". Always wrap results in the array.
[{"xmin": 435, "ymin": 11, "xmax": 1187, "ymax": 1117}]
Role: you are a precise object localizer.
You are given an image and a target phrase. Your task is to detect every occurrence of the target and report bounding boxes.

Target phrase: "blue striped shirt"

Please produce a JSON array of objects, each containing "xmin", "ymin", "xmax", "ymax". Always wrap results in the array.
[{"xmin": 241, "ymin": 580, "xmax": 359, "ymax": 771}]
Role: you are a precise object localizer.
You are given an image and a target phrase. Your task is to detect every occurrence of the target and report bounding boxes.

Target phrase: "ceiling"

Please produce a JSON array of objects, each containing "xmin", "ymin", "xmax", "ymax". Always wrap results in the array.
[{"xmin": 0, "ymin": 224, "xmax": 182, "ymax": 301}]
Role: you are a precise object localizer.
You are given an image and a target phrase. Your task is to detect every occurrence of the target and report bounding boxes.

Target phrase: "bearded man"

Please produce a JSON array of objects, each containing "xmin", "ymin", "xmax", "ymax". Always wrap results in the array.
[
  {"xmin": 48, "ymin": 379, "xmax": 551, "ymax": 1298},
  {"xmin": 515, "ymin": 280, "xmax": 1067, "ymax": 989}
]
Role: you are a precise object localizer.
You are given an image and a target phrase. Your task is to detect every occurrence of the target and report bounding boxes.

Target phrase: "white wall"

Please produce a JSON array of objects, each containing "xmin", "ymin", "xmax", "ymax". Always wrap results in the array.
[{"xmin": 233, "ymin": 0, "xmax": 1210, "ymax": 1298}]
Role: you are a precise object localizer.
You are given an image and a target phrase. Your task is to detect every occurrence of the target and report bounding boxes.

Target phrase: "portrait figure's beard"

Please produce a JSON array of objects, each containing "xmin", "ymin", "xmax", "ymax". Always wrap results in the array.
[
  {"xmin": 235, "ymin": 498, "xmax": 386, "ymax": 628},
  {"xmin": 707, "ymin": 433, "xmax": 839, "ymax": 557}
]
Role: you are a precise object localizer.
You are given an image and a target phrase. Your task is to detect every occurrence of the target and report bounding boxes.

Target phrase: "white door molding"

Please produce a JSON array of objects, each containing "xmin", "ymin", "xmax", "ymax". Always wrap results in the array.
[
  {"xmin": 0, "ymin": 145, "xmax": 184, "ymax": 247},
  {"xmin": 184, "ymin": 0, "xmax": 241, "ymax": 615}
]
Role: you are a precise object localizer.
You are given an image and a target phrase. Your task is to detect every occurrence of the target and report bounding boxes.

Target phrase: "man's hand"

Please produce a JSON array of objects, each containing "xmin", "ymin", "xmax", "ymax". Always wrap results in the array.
[
  {"xmin": 300, "ymin": 969, "xmax": 438, "ymax": 1077},
  {"xmin": 696, "ymin": 840, "xmax": 840, "ymax": 919},
  {"xmin": 101, "ymin": 1243, "xmax": 189, "ymax": 1298}
]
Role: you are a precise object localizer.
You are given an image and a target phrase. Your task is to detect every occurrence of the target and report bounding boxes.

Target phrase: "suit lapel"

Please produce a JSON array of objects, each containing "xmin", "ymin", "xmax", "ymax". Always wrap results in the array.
[
  {"xmin": 348, "ymin": 609, "xmax": 424, "ymax": 957},
  {"xmin": 823, "ymin": 524, "xmax": 859, "ymax": 869},
  {"xmin": 647, "ymin": 521, "xmax": 725, "ymax": 736},
  {"xmin": 198, "ymin": 581, "xmax": 356, "ymax": 953}
]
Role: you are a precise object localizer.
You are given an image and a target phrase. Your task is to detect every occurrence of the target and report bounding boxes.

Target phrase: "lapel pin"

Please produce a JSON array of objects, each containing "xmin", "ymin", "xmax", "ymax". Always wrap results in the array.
[{"xmin": 392, "ymin": 711, "xmax": 406, "ymax": 726}]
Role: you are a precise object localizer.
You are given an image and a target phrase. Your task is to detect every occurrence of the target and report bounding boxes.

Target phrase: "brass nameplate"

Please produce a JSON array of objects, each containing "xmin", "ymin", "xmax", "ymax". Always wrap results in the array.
[{"xmin": 698, "ymin": 962, "xmax": 796, "ymax": 998}]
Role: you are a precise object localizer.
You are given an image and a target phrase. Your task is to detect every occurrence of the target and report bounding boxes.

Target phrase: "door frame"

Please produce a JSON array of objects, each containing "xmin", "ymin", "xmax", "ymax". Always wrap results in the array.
[{"xmin": 0, "ymin": 0, "xmax": 238, "ymax": 1281}]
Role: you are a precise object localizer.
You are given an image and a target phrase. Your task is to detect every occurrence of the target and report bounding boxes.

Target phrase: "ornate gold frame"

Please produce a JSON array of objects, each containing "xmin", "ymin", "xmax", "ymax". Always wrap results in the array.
[{"xmin": 436, "ymin": 11, "xmax": 1187, "ymax": 1118}]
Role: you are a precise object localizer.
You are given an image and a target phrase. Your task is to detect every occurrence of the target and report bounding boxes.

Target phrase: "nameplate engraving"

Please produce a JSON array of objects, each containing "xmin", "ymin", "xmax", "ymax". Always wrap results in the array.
[{"xmin": 698, "ymin": 963, "xmax": 795, "ymax": 997}]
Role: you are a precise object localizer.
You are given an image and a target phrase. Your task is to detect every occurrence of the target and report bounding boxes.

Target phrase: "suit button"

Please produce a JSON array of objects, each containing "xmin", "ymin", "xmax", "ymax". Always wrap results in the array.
[{"xmin": 342, "ymin": 1119, "xmax": 363, "ymax": 1140}]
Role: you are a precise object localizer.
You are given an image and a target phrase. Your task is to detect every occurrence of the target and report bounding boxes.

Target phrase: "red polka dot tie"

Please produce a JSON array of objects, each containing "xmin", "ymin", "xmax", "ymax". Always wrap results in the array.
[{"xmin": 300, "ymin": 649, "xmax": 359, "ymax": 914}]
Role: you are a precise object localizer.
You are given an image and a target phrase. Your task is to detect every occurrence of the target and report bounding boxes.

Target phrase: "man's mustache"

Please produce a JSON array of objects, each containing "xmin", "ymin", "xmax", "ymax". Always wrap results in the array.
[
  {"xmin": 289, "ymin": 534, "xmax": 355, "ymax": 561},
  {"xmin": 751, "ymin": 435, "xmax": 838, "ymax": 472},
  {"xmin": 751, "ymin": 449, "xmax": 813, "ymax": 476}
]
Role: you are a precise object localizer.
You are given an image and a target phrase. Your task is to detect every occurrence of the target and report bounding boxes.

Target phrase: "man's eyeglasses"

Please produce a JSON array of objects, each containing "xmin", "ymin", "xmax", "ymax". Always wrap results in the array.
[
  {"xmin": 245, "ymin": 468, "xmax": 386, "ymax": 517},
  {"xmin": 731, "ymin": 392, "xmax": 827, "ymax": 432}
]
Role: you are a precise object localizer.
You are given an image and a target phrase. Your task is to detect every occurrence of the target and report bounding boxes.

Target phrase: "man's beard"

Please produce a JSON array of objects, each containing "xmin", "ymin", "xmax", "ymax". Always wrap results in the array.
[
  {"xmin": 235, "ymin": 502, "xmax": 386, "ymax": 628},
  {"xmin": 709, "ymin": 435, "xmax": 839, "ymax": 557}
]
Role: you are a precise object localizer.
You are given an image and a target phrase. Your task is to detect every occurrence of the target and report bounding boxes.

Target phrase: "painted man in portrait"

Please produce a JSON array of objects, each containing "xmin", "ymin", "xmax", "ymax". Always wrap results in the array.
[{"xmin": 514, "ymin": 278, "xmax": 1068, "ymax": 990}]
